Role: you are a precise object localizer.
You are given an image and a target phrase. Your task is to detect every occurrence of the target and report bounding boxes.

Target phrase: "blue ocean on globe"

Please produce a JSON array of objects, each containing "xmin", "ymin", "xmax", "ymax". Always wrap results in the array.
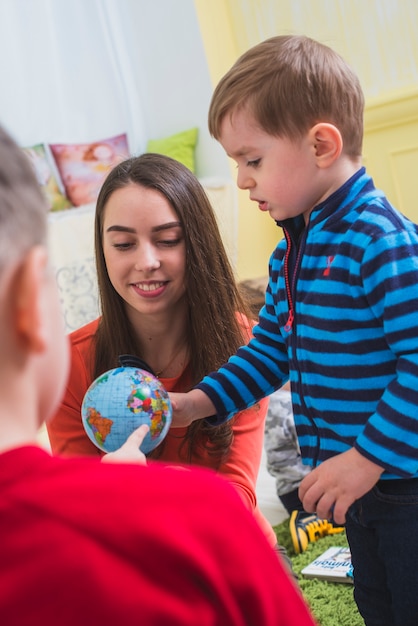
[{"xmin": 81, "ymin": 366, "xmax": 172, "ymax": 454}]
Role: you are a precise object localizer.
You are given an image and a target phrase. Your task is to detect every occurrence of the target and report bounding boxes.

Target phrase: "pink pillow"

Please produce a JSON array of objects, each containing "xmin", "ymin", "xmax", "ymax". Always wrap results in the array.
[{"xmin": 49, "ymin": 133, "xmax": 130, "ymax": 206}]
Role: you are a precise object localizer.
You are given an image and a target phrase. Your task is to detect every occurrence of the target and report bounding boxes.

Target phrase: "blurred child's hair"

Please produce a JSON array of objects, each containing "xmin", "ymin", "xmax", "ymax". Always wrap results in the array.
[
  {"xmin": 238, "ymin": 277, "xmax": 267, "ymax": 321},
  {"xmin": 208, "ymin": 35, "xmax": 364, "ymax": 158},
  {"xmin": 0, "ymin": 126, "xmax": 47, "ymax": 274}
]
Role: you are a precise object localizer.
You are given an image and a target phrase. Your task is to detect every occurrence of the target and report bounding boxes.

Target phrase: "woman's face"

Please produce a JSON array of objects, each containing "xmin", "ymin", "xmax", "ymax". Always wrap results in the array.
[{"xmin": 102, "ymin": 183, "xmax": 187, "ymax": 320}]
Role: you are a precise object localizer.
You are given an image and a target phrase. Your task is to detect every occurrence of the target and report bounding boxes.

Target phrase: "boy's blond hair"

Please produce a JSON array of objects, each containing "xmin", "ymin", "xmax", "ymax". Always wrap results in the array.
[
  {"xmin": 208, "ymin": 35, "xmax": 364, "ymax": 158},
  {"xmin": 0, "ymin": 127, "xmax": 47, "ymax": 273}
]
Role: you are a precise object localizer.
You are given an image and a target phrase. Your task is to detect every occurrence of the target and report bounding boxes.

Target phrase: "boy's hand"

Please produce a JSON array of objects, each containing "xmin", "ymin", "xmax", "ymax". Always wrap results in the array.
[
  {"xmin": 299, "ymin": 447, "xmax": 384, "ymax": 525},
  {"xmin": 169, "ymin": 389, "xmax": 216, "ymax": 427},
  {"xmin": 101, "ymin": 424, "xmax": 149, "ymax": 465}
]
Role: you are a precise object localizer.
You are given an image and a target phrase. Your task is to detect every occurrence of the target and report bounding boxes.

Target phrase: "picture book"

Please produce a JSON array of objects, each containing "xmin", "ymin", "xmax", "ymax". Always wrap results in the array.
[
  {"xmin": 22, "ymin": 143, "xmax": 72, "ymax": 212},
  {"xmin": 301, "ymin": 546, "xmax": 353, "ymax": 584}
]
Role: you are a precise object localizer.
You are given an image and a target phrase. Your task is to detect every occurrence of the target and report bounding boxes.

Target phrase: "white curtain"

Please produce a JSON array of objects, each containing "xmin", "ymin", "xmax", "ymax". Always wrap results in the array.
[
  {"xmin": 0, "ymin": 0, "xmax": 146, "ymax": 152},
  {"xmin": 0, "ymin": 0, "xmax": 239, "ymax": 328}
]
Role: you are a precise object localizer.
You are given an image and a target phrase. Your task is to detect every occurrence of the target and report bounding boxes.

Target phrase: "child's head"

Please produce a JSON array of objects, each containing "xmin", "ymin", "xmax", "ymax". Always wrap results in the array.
[
  {"xmin": 0, "ymin": 125, "xmax": 69, "ymax": 430},
  {"xmin": 0, "ymin": 127, "xmax": 47, "ymax": 275},
  {"xmin": 208, "ymin": 35, "xmax": 364, "ymax": 159},
  {"xmin": 238, "ymin": 277, "xmax": 267, "ymax": 320}
]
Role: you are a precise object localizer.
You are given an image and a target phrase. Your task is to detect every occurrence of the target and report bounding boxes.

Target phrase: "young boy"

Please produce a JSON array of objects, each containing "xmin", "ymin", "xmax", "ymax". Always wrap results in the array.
[
  {"xmin": 0, "ymin": 124, "xmax": 315, "ymax": 625},
  {"xmin": 171, "ymin": 35, "xmax": 418, "ymax": 626}
]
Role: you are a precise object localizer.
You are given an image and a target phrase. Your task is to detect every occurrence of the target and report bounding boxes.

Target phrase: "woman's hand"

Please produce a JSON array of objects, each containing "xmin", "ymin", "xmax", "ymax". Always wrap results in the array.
[{"xmin": 101, "ymin": 424, "xmax": 149, "ymax": 465}]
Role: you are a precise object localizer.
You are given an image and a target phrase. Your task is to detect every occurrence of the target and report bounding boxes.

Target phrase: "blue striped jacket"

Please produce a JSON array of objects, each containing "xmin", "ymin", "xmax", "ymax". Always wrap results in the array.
[{"xmin": 198, "ymin": 168, "xmax": 418, "ymax": 479}]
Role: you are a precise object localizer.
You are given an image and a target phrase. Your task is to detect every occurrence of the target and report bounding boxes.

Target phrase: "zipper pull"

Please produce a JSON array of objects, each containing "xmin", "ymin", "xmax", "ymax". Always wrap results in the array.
[{"xmin": 284, "ymin": 309, "xmax": 294, "ymax": 333}]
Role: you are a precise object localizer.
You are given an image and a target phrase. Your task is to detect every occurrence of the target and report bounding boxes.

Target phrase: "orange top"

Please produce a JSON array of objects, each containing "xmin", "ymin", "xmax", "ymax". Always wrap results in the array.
[{"xmin": 47, "ymin": 318, "xmax": 276, "ymax": 546}]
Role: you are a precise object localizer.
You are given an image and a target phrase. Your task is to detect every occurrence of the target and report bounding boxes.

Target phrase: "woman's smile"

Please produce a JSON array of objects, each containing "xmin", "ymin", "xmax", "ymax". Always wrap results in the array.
[{"xmin": 132, "ymin": 281, "xmax": 167, "ymax": 297}]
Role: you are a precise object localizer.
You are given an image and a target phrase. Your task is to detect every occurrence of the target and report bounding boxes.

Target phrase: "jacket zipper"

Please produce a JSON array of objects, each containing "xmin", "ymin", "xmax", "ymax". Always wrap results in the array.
[
  {"xmin": 283, "ymin": 223, "xmax": 320, "ymax": 466},
  {"xmin": 283, "ymin": 229, "xmax": 303, "ymax": 332},
  {"xmin": 283, "ymin": 230, "xmax": 294, "ymax": 332}
]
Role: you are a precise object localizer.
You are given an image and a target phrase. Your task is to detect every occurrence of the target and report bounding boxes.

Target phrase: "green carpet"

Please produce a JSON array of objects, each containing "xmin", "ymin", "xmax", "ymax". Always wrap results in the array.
[{"xmin": 274, "ymin": 519, "xmax": 364, "ymax": 626}]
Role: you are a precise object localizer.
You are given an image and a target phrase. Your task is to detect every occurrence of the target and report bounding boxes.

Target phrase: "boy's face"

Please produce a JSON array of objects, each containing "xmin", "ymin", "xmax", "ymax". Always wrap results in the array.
[{"xmin": 219, "ymin": 109, "xmax": 327, "ymax": 224}]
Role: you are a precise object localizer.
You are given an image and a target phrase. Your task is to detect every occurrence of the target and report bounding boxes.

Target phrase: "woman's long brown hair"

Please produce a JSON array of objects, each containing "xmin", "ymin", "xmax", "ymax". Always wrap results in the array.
[{"xmin": 94, "ymin": 153, "xmax": 253, "ymax": 465}]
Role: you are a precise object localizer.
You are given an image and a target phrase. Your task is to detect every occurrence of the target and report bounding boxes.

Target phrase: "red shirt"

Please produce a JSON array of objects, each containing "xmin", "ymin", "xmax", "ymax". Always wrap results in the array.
[
  {"xmin": 48, "ymin": 318, "xmax": 276, "ymax": 546},
  {"xmin": 0, "ymin": 445, "xmax": 316, "ymax": 626}
]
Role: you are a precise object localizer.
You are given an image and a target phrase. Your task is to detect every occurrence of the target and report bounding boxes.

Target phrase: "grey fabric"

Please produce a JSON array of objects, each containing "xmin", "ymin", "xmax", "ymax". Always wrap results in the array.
[{"xmin": 264, "ymin": 389, "xmax": 310, "ymax": 497}]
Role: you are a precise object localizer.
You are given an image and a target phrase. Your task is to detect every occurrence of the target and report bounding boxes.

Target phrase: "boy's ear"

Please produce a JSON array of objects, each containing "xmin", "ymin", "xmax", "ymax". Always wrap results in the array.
[
  {"xmin": 14, "ymin": 246, "xmax": 49, "ymax": 353},
  {"xmin": 309, "ymin": 123, "xmax": 343, "ymax": 167}
]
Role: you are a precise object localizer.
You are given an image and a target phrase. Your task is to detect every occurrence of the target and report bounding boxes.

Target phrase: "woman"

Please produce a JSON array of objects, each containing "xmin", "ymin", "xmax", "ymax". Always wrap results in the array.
[{"xmin": 47, "ymin": 153, "xmax": 276, "ymax": 548}]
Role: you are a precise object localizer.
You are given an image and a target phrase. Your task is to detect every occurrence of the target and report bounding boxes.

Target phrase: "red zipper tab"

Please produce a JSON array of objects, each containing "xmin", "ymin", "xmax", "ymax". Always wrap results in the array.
[{"xmin": 284, "ymin": 309, "xmax": 294, "ymax": 332}]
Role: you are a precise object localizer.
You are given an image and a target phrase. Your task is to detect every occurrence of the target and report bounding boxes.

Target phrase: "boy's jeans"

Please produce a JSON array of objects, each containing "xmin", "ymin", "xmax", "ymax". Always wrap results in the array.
[{"xmin": 345, "ymin": 477, "xmax": 418, "ymax": 626}]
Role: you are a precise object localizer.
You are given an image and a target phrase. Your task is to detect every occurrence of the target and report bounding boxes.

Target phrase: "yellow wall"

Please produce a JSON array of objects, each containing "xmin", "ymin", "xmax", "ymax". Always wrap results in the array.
[
  {"xmin": 195, "ymin": 0, "xmax": 418, "ymax": 279},
  {"xmin": 194, "ymin": 0, "xmax": 279, "ymax": 281},
  {"xmin": 363, "ymin": 88, "xmax": 418, "ymax": 221}
]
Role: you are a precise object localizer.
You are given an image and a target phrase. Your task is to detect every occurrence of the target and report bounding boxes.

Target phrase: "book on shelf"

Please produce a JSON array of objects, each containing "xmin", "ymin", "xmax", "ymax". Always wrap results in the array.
[{"xmin": 301, "ymin": 546, "xmax": 353, "ymax": 583}]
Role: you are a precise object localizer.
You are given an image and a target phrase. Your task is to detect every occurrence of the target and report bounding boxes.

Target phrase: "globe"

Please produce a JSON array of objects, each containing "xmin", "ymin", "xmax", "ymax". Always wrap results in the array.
[{"xmin": 81, "ymin": 366, "xmax": 172, "ymax": 454}]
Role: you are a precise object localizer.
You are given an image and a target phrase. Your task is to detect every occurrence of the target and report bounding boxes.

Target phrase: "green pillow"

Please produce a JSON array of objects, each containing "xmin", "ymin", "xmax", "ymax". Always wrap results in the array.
[{"xmin": 146, "ymin": 127, "xmax": 198, "ymax": 173}]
